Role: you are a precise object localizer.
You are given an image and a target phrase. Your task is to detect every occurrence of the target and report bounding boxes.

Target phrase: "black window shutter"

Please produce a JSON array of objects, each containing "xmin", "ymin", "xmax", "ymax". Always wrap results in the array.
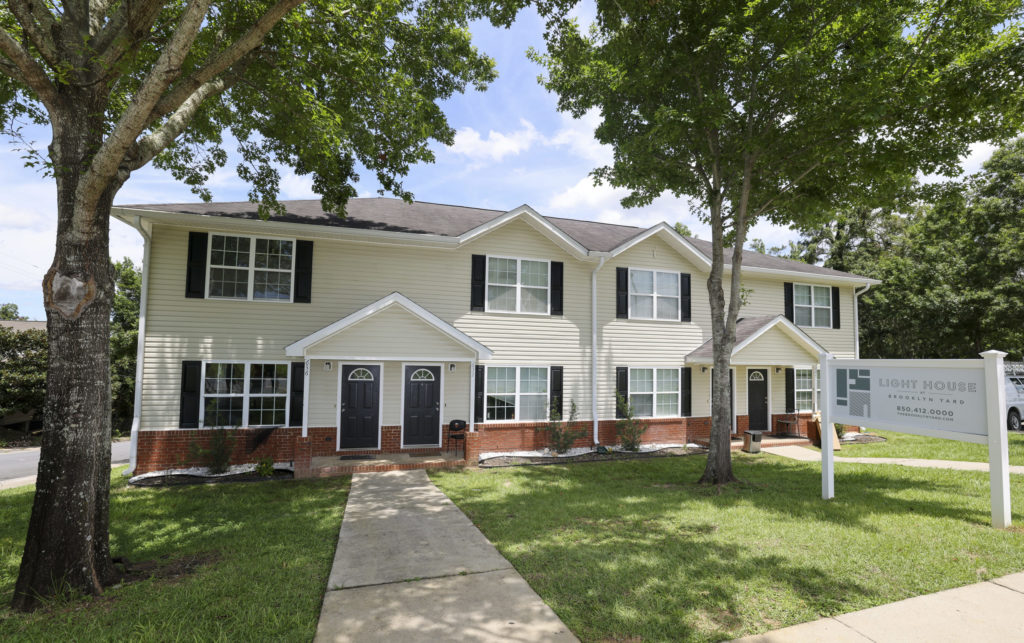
[
  {"xmin": 680, "ymin": 273, "xmax": 691, "ymax": 322},
  {"xmin": 785, "ymin": 368, "xmax": 795, "ymax": 413},
  {"xmin": 294, "ymin": 240, "xmax": 313, "ymax": 303},
  {"xmin": 783, "ymin": 282, "xmax": 794, "ymax": 322},
  {"xmin": 551, "ymin": 262, "xmax": 564, "ymax": 316},
  {"xmin": 185, "ymin": 232, "xmax": 208, "ymax": 298},
  {"xmin": 471, "ymin": 255, "xmax": 486, "ymax": 312},
  {"xmin": 681, "ymin": 367, "xmax": 692, "ymax": 416},
  {"xmin": 831, "ymin": 286, "xmax": 841, "ymax": 329},
  {"xmin": 615, "ymin": 366, "xmax": 628, "ymax": 418},
  {"xmin": 290, "ymin": 362, "xmax": 305, "ymax": 426},
  {"xmin": 616, "ymin": 267, "xmax": 628, "ymax": 318},
  {"xmin": 474, "ymin": 365, "xmax": 485, "ymax": 422},
  {"xmin": 179, "ymin": 361, "xmax": 202, "ymax": 428},
  {"xmin": 550, "ymin": 366, "xmax": 563, "ymax": 418}
]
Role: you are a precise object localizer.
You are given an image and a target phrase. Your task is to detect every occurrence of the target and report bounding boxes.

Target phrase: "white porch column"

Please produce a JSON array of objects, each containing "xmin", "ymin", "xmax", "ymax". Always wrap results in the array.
[
  {"xmin": 302, "ymin": 358, "xmax": 310, "ymax": 438},
  {"xmin": 469, "ymin": 359, "xmax": 476, "ymax": 432}
]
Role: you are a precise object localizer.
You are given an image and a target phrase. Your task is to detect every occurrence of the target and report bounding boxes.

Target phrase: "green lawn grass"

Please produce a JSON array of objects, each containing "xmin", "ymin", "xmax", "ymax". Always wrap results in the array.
[
  {"xmin": 431, "ymin": 455, "xmax": 1024, "ymax": 642},
  {"xmin": 0, "ymin": 468, "xmax": 349, "ymax": 641},
  {"xmin": 825, "ymin": 429, "xmax": 1024, "ymax": 465}
]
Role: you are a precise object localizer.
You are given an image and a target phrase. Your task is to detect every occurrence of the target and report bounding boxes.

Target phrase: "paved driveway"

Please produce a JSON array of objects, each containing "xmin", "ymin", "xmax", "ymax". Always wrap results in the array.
[{"xmin": 0, "ymin": 440, "xmax": 131, "ymax": 482}]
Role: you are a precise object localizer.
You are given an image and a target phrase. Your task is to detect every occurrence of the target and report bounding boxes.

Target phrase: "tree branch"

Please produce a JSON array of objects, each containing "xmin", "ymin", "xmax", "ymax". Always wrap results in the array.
[
  {"xmin": 149, "ymin": 0, "xmax": 305, "ymax": 121},
  {"xmin": 0, "ymin": 25, "xmax": 59, "ymax": 109},
  {"xmin": 7, "ymin": 0, "xmax": 60, "ymax": 66},
  {"xmin": 127, "ymin": 62, "xmax": 249, "ymax": 171},
  {"xmin": 752, "ymin": 159, "xmax": 824, "ymax": 217},
  {"xmin": 77, "ymin": 0, "xmax": 213, "ymax": 221},
  {"xmin": 91, "ymin": 0, "xmax": 166, "ymax": 75}
]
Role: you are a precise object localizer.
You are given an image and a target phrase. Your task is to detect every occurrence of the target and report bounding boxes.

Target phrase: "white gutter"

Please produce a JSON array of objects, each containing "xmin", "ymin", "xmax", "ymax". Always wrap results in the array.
[
  {"xmin": 853, "ymin": 284, "xmax": 872, "ymax": 359},
  {"xmin": 590, "ymin": 257, "xmax": 607, "ymax": 443},
  {"xmin": 124, "ymin": 216, "xmax": 152, "ymax": 476}
]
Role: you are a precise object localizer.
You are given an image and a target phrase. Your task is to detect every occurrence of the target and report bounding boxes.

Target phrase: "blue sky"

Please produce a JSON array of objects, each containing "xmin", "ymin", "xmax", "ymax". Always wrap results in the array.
[{"xmin": 0, "ymin": 6, "xmax": 995, "ymax": 320}]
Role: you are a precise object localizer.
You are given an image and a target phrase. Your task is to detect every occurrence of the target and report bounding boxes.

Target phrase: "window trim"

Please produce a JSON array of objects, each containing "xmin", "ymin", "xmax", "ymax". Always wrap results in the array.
[
  {"xmin": 793, "ymin": 283, "xmax": 833, "ymax": 328},
  {"xmin": 483, "ymin": 255, "xmax": 552, "ymax": 316},
  {"xmin": 627, "ymin": 268, "xmax": 680, "ymax": 321},
  {"xmin": 199, "ymin": 360, "xmax": 294, "ymax": 428},
  {"xmin": 484, "ymin": 365, "xmax": 551, "ymax": 422},
  {"xmin": 627, "ymin": 366, "xmax": 681, "ymax": 418},
  {"xmin": 205, "ymin": 233, "xmax": 297, "ymax": 303}
]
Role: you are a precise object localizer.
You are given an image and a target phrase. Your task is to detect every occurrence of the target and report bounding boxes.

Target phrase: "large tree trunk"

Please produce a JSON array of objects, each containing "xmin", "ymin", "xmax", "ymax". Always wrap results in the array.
[{"xmin": 12, "ymin": 99, "xmax": 120, "ymax": 611}]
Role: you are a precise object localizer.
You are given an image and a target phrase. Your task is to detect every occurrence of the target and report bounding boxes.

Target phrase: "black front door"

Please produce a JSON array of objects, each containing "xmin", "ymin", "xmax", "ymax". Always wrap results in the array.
[
  {"xmin": 340, "ymin": 365, "xmax": 380, "ymax": 449},
  {"xmin": 403, "ymin": 365, "xmax": 441, "ymax": 446},
  {"xmin": 747, "ymin": 369, "xmax": 768, "ymax": 431}
]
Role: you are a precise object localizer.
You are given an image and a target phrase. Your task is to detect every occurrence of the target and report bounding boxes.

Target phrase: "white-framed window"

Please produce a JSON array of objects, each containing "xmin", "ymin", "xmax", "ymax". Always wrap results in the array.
[
  {"xmin": 202, "ymin": 361, "xmax": 292, "ymax": 427},
  {"xmin": 208, "ymin": 234, "xmax": 295, "ymax": 302},
  {"xmin": 629, "ymin": 367, "xmax": 680, "ymax": 417},
  {"xmin": 629, "ymin": 269, "xmax": 679, "ymax": 320},
  {"xmin": 485, "ymin": 366, "xmax": 549, "ymax": 421},
  {"xmin": 793, "ymin": 284, "xmax": 832, "ymax": 328},
  {"xmin": 486, "ymin": 256, "xmax": 550, "ymax": 314},
  {"xmin": 792, "ymin": 368, "xmax": 822, "ymax": 412}
]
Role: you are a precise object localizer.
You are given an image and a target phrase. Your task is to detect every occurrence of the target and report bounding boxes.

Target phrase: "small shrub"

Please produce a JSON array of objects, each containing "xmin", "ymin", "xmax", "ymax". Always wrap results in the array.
[
  {"xmin": 834, "ymin": 423, "xmax": 847, "ymax": 439},
  {"xmin": 188, "ymin": 430, "xmax": 235, "ymax": 474},
  {"xmin": 616, "ymin": 393, "xmax": 647, "ymax": 451},
  {"xmin": 536, "ymin": 399, "xmax": 586, "ymax": 454},
  {"xmin": 254, "ymin": 457, "xmax": 275, "ymax": 477}
]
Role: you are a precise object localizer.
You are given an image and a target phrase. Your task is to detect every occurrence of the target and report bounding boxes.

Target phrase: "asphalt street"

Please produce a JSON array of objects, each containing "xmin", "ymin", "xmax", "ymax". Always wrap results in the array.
[{"xmin": 0, "ymin": 440, "xmax": 131, "ymax": 482}]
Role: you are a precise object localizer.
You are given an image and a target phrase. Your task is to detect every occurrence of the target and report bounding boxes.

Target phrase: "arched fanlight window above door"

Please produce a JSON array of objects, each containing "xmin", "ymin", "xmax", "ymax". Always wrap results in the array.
[
  {"xmin": 748, "ymin": 371, "xmax": 765, "ymax": 382},
  {"xmin": 410, "ymin": 368, "xmax": 435, "ymax": 381},
  {"xmin": 348, "ymin": 368, "xmax": 374, "ymax": 381}
]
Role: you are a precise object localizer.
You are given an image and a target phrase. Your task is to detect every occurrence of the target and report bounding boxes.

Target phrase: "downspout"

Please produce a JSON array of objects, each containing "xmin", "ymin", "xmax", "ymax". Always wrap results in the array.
[
  {"xmin": 124, "ymin": 215, "xmax": 152, "ymax": 476},
  {"xmin": 853, "ymin": 284, "xmax": 871, "ymax": 360},
  {"xmin": 591, "ymin": 257, "xmax": 607, "ymax": 444}
]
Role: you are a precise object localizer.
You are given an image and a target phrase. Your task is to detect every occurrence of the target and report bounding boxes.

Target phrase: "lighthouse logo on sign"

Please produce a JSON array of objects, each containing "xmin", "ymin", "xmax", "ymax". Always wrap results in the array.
[{"xmin": 836, "ymin": 368, "xmax": 872, "ymax": 417}]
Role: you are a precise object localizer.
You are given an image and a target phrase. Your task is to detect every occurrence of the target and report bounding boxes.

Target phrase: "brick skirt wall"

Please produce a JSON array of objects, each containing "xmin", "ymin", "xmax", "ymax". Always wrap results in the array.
[{"xmin": 134, "ymin": 412, "xmax": 824, "ymax": 474}]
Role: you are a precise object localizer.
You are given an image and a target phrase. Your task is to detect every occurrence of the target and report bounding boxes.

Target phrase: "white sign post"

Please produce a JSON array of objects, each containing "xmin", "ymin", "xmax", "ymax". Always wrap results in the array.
[{"xmin": 820, "ymin": 350, "xmax": 1010, "ymax": 528}]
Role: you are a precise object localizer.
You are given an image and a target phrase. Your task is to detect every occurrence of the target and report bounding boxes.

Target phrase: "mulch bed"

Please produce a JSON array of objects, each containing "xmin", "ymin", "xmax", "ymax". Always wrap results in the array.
[
  {"xmin": 130, "ymin": 469, "xmax": 294, "ymax": 487},
  {"xmin": 480, "ymin": 446, "xmax": 706, "ymax": 468}
]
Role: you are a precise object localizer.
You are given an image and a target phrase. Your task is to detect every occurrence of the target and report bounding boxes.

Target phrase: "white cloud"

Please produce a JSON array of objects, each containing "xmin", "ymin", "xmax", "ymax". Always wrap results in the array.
[
  {"xmin": 449, "ymin": 119, "xmax": 542, "ymax": 163},
  {"xmin": 920, "ymin": 140, "xmax": 998, "ymax": 184},
  {"xmin": 280, "ymin": 170, "xmax": 316, "ymax": 200},
  {"xmin": 547, "ymin": 110, "xmax": 613, "ymax": 166}
]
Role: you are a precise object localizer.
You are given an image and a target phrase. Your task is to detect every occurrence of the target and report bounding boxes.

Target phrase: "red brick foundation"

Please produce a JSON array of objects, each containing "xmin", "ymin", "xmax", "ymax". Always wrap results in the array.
[{"xmin": 134, "ymin": 412, "xmax": 824, "ymax": 474}]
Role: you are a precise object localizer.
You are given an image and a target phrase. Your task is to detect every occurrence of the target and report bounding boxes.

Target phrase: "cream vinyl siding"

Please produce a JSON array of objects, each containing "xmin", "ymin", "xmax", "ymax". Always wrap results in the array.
[
  {"xmin": 732, "ymin": 326, "xmax": 818, "ymax": 364},
  {"xmin": 139, "ymin": 220, "xmax": 591, "ymax": 429},
  {"xmin": 139, "ymin": 217, "xmax": 861, "ymax": 430},
  {"xmin": 595, "ymin": 236, "xmax": 707, "ymax": 419},
  {"xmin": 305, "ymin": 305, "xmax": 476, "ymax": 360}
]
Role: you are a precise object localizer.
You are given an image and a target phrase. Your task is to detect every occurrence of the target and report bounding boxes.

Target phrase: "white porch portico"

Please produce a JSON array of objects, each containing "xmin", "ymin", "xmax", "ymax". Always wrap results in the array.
[
  {"xmin": 285, "ymin": 292, "xmax": 492, "ymax": 450},
  {"xmin": 686, "ymin": 315, "xmax": 828, "ymax": 434}
]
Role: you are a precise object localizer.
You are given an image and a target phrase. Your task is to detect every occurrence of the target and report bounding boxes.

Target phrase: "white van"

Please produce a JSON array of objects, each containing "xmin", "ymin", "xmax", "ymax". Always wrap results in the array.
[{"xmin": 1008, "ymin": 373, "xmax": 1024, "ymax": 432}]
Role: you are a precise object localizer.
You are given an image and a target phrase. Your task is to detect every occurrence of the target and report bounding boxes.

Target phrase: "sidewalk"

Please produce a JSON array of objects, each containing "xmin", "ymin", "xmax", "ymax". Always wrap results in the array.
[
  {"xmin": 733, "ymin": 572, "xmax": 1024, "ymax": 642},
  {"xmin": 314, "ymin": 470, "xmax": 576, "ymax": 642},
  {"xmin": 763, "ymin": 445, "xmax": 1024, "ymax": 474}
]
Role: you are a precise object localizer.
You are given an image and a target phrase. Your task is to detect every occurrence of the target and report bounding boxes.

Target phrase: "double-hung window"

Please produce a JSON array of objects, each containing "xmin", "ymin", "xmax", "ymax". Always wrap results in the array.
[
  {"xmin": 629, "ymin": 368, "xmax": 679, "ymax": 417},
  {"xmin": 202, "ymin": 361, "xmax": 290, "ymax": 427},
  {"xmin": 486, "ymin": 257, "xmax": 549, "ymax": 314},
  {"xmin": 793, "ymin": 284, "xmax": 832, "ymax": 328},
  {"xmin": 629, "ymin": 269, "xmax": 679, "ymax": 320},
  {"xmin": 794, "ymin": 368, "xmax": 818, "ymax": 412},
  {"xmin": 485, "ymin": 366, "xmax": 549, "ymax": 421},
  {"xmin": 208, "ymin": 234, "xmax": 295, "ymax": 301}
]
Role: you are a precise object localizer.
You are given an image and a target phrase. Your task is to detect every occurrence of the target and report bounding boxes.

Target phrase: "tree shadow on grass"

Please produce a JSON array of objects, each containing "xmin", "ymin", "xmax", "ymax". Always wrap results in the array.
[
  {"xmin": 0, "ymin": 474, "xmax": 350, "ymax": 640},
  {"xmin": 432, "ymin": 455, "xmax": 1024, "ymax": 641}
]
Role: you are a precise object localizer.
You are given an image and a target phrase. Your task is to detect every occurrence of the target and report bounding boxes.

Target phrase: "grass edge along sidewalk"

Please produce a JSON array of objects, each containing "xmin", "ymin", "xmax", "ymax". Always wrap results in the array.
[
  {"xmin": 813, "ymin": 429, "xmax": 1024, "ymax": 466},
  {"xmin": 0, "ymin": 468, "xmax": 350, "ymax": 641},
  {"xmin": 431, "ymin": 453, "xmax": 1024, "ymax": 642}
]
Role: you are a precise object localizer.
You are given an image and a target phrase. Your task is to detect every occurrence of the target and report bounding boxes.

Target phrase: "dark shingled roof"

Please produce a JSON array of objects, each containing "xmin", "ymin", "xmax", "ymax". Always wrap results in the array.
[
  {"xmin": 0, "ymin": 320, "xmax": 47, "ymax": 332},
  {"xmin": 119, "ymin": 197, "xmax": 869, "ymax": 280},
  {"xmin": 686, "ymin": 315, "xmax": 782, "ymax": 361}
]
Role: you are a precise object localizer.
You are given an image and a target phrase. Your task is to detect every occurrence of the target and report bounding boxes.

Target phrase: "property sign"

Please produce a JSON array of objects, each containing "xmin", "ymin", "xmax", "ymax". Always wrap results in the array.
[
  {"xmin": 820, "ymin": 352, "xmax": 1011, "ymax": 528},
  {"xmin": 829, "ymin": 363, "xmax": 988, "ymax": 441}
]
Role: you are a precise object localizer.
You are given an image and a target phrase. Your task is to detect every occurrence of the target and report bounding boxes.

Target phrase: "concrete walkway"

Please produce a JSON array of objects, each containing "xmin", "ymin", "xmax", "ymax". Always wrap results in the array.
[
  {"xmin": 763, "ymin": 445, "xmax": 1024, "ymax": 474},
  {"xmin": 734, "ymin": 572, "xmax": 1024, "ymax": 642},
  {"xmin": 315, "ymin": 470, "xmax": 577, "ymax": 642}
]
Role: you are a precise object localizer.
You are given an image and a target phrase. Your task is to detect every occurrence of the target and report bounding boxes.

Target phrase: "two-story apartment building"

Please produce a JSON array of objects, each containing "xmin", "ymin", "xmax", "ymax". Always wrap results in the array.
[{"xmin": 112, "ymin": 198, "xmax": 878, "ymax": 475}]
